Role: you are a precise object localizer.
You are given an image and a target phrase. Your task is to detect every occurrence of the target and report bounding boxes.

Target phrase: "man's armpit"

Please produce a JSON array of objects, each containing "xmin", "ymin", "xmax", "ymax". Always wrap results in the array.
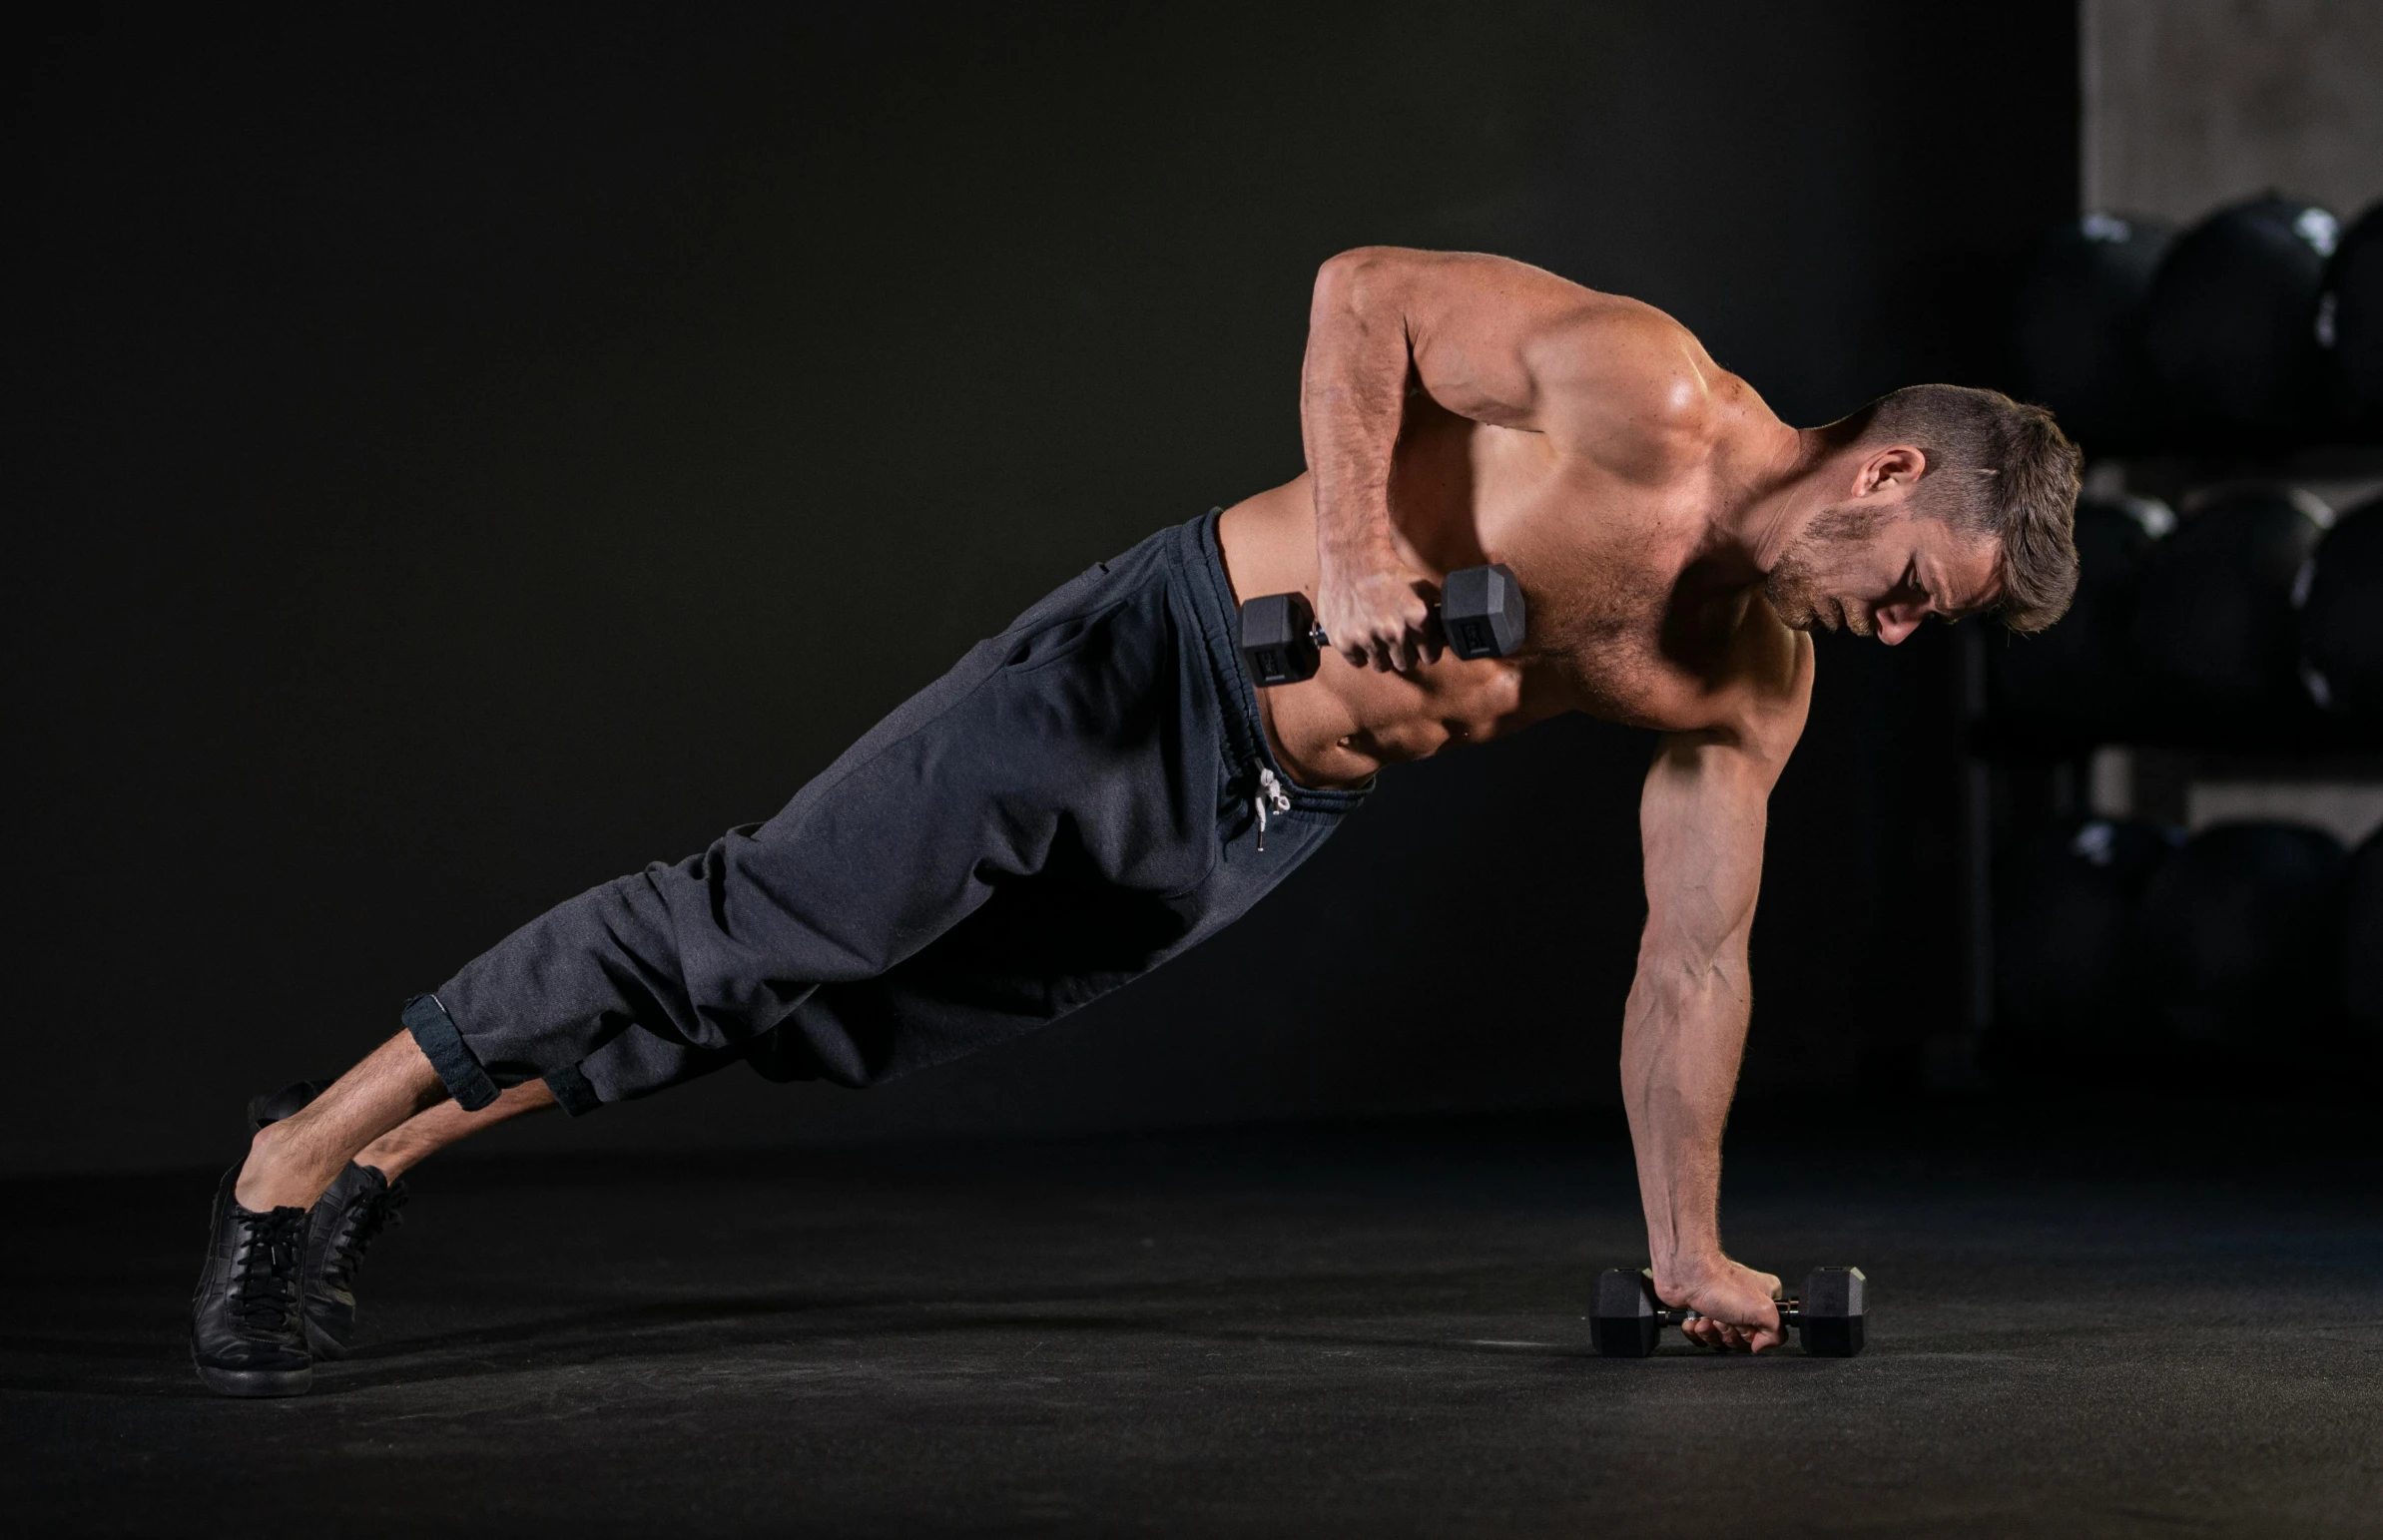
[
  {"xmin": 1731, "ymin": 599, "xmax": 1814, "ymax": 713},
  {"xmin": 1699, "ymin": 629, "xmax": 1810, "ymax": 777}
]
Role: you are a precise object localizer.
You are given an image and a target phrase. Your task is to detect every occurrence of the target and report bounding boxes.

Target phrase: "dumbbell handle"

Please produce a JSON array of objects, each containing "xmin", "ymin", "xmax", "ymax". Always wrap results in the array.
[
  {"xmin": 1304, "ymin": 598, "xmax": 1459, "ymax": 652},
  {"xmin": 1655, "ymin": 1298, "xmax": 1807, "ymax": 1327},
  {"xmin": 1240, "ymin": 565, "xmax": 1523, "ymax": 690}
]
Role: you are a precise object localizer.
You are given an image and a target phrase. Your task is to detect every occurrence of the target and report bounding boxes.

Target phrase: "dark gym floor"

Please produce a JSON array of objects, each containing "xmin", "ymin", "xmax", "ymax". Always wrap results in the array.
[{"xmin": 7, "ymin": 1098, "xmax": 2381, "ymax": 1538}]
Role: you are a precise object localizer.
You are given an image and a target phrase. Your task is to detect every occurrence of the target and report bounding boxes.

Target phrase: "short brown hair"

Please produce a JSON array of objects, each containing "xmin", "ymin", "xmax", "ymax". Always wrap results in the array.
[{"xmin": 1842, "ymin": 384, "xmax": 2082, "ymax": 633}]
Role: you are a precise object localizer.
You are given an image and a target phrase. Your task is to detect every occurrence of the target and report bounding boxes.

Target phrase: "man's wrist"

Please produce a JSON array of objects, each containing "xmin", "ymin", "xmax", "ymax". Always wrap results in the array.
[
  {"xmin": 1316, "ymin": 535, "xmax": 1400, "ymax": 582},
  {"xmin": 1648, "ymin": 1246, "xmax": 1728, "ymax": 1297},
  {"xmin": 1314, "ymin": 492, "xmax": 1394, "ymax": 552}
]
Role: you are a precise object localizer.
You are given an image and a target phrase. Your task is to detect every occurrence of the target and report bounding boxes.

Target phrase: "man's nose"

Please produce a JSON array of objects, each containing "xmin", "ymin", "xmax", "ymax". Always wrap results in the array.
[{"xmin": 1875, "ymin": 610, "xmax": 1921, "ymax": 646}]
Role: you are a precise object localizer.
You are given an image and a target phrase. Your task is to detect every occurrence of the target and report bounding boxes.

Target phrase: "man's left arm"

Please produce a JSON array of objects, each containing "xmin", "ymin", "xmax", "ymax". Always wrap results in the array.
[{"xmin": 1619, "ymin": 641, "xmax": 1811, "ymax": 1351}]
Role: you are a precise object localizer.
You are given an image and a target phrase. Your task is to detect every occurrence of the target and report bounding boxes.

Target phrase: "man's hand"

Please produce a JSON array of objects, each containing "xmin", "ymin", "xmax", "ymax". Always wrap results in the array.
[
  {"xmin": 1317, "ymin": 551, "xmax": 1442, "ymax": 673},
  {"xmin": 1300, "ymin": 250, "xmax": 1594, "ymax": 676},
  {"xmin": 1658, "ymin": 1258, "xmax": 1787, "ymax": 1353}
]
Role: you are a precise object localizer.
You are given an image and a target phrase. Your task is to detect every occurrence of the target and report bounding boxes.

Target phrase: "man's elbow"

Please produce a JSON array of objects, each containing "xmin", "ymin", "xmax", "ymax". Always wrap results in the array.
[
  {"xmin": 1632, "ymin": 930, "xmax": 1753, "ymax": 1000},
  {"xmin": 1311, "ymin": 247, "xmax": 1412, "ymax": 319}
]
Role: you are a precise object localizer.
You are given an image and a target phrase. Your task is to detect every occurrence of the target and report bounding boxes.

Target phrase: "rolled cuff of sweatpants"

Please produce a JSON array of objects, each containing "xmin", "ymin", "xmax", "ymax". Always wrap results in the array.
[
  {"xmin": 541, "ymin": 1062, "xmax": 603, "ymax": 1118},
  {"xmin": 401, "ymin": 993, "xmax": 500, "ymax": 1111}
]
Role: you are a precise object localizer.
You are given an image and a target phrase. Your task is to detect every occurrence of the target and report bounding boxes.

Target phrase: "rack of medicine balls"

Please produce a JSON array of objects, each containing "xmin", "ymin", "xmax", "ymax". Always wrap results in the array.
[{"xmin": 1971, "ymin": 192, "xmax": 2382, "ymax": 1086}]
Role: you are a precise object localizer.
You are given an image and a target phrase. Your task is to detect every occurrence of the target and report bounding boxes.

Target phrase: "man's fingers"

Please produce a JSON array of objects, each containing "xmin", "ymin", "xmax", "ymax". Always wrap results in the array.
[
  {"xmin": 1679, "ymin": 1313, "xmax": 1772, "ymax": 1352},
  {"xmin": 1686, "ymin": 1317, "xmax": 1736, "ymax": 1351},
  {"xmin": 1318, "ymin": 603, "xmax": 1450, "ymax": 676},
  {"xmin": 1383, "ymin": 615, "xmax": 1439, "ymax": 674}
]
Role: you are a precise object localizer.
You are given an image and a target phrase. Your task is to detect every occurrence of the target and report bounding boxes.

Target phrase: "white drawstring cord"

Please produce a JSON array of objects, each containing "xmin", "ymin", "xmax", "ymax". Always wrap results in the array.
[{"xmin": 1254, "ymin": 767, "xmax": 1291, "ymax": 850}]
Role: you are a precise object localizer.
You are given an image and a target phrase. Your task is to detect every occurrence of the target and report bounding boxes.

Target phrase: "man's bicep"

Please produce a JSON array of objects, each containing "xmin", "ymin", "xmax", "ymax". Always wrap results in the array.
[{"xmin": 1638, "ymin": 726, "xmax": 1788, "ymax": 958}]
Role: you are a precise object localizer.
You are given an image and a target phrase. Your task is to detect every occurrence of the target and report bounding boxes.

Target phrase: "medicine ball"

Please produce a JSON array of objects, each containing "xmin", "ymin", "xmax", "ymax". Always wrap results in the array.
[
  {"xmin": 2327, "ymin": 199, "xmax": 2383, "ymax": 428},
  {"xmin": 1995, "ymin": 816, "xmax": 2178, "ymax": 1044},
  {"xmin": 2344, "ymin": 828, "xmax": 2382, "ymax": 1041},
  {"xmin": 2010, "ymin": 214, "xmax": 2173, "ymax": 453},
  {"xmin": 2298, "ymin": 492, "xmax": 2383, "ymax": 718},
  {"xmin": 2143, "ymin": 195, "xmax": 2339, "ymax": 441},
  {"xmin": 2129, "ymin": 486, "xmax": 2327, "ymax": 719},
  {"xmin": 1991, "ymin": 494, "xmax": 2171, "ymax": 732},
  {"xmin": 2136, "ymin": 821, "xmax": 2345, "ymax": 1049}
]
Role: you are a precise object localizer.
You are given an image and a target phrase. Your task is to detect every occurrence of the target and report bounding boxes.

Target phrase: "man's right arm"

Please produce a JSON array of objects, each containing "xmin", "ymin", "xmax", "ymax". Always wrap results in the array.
[
  {"xmin": 1620, "ymin": 620, "xmax": 1811, "ymax": 1350},
  {"xmin": 1299, "ymin": 248, "xmax": 1661, "ymax": 672}
]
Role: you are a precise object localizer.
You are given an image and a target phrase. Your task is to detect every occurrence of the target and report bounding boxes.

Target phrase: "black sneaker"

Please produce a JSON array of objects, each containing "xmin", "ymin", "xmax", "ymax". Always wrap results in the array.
[
  {"xmin": 302, "ymin": 1161, "xmax": 408, "ymax": 1358},
  {"xmin": 244, "ymin": 1078, "xmax": 412, "ymax": 1358},
  {"xmin": 190, "ymin": 1167, "xmax": 312, "ymax": 1397}
]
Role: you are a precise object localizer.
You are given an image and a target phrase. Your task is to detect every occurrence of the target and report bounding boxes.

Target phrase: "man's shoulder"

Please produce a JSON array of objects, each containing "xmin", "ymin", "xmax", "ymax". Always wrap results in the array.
[{"xmin": 1536, "ymin": 302, "xmax": 1775, "ymax": 478}]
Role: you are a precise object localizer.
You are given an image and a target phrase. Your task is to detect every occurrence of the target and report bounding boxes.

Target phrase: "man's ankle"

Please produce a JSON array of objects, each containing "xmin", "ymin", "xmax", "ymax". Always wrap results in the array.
[
  {"xmin": 232, "ymin": 1123, "xmax": 340, "ymax": 1212},
  {"xmin": 351, "ymin": 1137, "xmax": 416, "ymax": 1182}
]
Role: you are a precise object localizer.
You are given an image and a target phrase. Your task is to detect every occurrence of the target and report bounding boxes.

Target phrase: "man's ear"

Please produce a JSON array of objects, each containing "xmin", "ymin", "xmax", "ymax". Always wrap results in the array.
[{"xmin": 1852, "ymin": 445, "xmax": 1926, "ymax": 498}]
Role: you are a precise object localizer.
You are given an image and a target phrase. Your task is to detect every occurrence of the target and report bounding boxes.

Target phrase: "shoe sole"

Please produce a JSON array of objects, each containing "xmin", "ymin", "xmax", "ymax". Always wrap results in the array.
[{"xmin": 192, "ymin": 1350, "xmax": 312, "ymax": 1398}]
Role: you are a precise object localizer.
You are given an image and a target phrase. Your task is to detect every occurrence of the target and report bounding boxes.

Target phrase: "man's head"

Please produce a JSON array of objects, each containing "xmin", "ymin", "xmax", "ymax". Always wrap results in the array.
[{"xmin": 1766, "ymin": 384, "xmax": 2081, "ymax": 644}]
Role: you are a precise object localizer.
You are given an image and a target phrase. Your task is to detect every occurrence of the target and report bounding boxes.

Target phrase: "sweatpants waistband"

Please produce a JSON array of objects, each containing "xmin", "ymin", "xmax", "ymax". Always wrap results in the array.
[{"xmin": 1170, "ymin": 509, "xmax": 1370, "ymax": 816}]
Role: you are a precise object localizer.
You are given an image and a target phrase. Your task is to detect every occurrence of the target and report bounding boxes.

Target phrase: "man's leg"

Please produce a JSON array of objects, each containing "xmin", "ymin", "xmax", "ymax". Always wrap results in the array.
[
  {"xmin": 192, "ymin": 547, "xmax": 1135, "ymax": 1394},
  {"xmin": 195, "ymin": 512, "xmax": 1273, "ymax": 1395},
  {"xmin": 235, "ymin": 1029, "xmax": 448, "ymax": 1211},
  {"xmin": 190, "ymin": 1035, "xmax": 442, "ymax": 1397},
  {"xmin": 298, "ymin": 1074, "xmax": 560, "ymax": 1359},
  {"xmin": 354, "ymin": 1077, "xmax": 556, "ymax": 1180}
]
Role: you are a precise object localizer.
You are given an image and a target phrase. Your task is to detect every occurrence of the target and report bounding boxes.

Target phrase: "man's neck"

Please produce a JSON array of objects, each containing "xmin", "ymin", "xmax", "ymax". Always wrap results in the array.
[{"xmin": 1717, "ymin": 424, "xmax": 1844, "ymax": 578}]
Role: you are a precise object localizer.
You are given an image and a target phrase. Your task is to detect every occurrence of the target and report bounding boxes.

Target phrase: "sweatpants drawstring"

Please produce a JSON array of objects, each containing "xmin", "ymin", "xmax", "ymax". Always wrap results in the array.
[{"xmin": 1254, "ymin": 766, "xmax": 1292, "ymax": 850}]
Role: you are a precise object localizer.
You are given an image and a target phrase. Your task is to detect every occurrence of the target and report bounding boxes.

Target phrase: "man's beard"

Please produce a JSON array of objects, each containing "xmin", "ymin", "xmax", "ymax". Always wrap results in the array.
[{"xmin": 1764, "ymin": 504, "xmax": 1891, "ymax": 636}]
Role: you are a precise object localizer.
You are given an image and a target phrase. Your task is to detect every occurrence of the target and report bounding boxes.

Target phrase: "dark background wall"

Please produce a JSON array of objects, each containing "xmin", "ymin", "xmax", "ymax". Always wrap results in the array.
[{"xmin": 6, "ymin": 3, "xmax": 2077, "ymax": 1174}]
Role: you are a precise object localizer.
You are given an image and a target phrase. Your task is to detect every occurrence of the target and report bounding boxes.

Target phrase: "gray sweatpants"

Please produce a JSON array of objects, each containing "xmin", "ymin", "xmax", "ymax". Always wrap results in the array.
[{"xmin": 401, "ymin": 510, "xmax": 1369, "ymax": 1115}]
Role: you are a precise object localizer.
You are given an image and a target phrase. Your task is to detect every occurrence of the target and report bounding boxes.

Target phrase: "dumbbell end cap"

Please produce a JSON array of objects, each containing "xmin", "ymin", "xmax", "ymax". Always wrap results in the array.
[
  {"xmin": 1442, "ymin": 564, "xmax": 1526, "ymax": 661},
  {"xmin": 1796, "ymin": 1267, "xmax": 1867, "ymax": 1357},
  {"xmin": 1798, "ymin": 1317, "xmax": 1865, "ymax": 1357},
  {"xmin": 1239, "ymin": 592, "xmax": 1322, "ymax": 688},
  {"xmin": 1589, "ymin": 1268, "xmax": 1662, "ymax": 1357}
]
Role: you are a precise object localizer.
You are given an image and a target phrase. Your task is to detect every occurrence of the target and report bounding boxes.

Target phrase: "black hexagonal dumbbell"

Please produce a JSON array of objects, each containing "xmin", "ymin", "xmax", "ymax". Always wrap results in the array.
[
  {"xmin": 1238, "ymin": 590, "xmax": 1326, "ymax": 689},
  {"xmin": 1438, "ymin": 563, "xmax": 1525, "ymax": 662},
  {"xmin": 1589, "ymin": 1266, "xmax": 1867, "ymax": 1357},
  {"xmin": 1238, "ymin": 564, "xmax": 1526, "ymax": 688}
]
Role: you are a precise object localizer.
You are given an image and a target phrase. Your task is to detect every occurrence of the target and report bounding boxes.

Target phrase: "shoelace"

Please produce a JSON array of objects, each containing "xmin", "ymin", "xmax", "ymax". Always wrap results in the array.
[
  {"xmin": 230, "ymin": 1207, "xmax": 307, "ymax": 1332},
  {"xmin": 319, "ymin": 1180, "xmax": 408, "ymax": 1293}
]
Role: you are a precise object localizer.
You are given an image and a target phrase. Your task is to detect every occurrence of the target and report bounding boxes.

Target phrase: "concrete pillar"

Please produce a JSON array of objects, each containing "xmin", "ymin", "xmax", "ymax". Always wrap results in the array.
[{"xmin": 2083, "ymin": 0, "xmax": 2383, "ymax": 221}]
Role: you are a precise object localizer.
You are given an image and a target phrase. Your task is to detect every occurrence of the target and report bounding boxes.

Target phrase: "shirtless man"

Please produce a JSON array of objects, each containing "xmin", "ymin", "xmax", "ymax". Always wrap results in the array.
[{"xmin": 192, "ymin": 249, "xmax": 2080, "ymax": 1395}]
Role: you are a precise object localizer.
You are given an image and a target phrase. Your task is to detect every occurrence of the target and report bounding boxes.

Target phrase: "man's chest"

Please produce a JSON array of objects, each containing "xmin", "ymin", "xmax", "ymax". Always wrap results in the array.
[
  {"xmin": 1382, "ymin": 419, "xmax": 1771, "ymax": 734},
  {"xmin": 1489, "ymin": 486, "xmax": 1754, "ymax": 733}
]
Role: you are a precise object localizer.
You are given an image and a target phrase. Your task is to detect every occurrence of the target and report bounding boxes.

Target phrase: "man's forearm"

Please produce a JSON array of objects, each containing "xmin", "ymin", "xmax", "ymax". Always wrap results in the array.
[
  {"xmin": 1618, "ymin": 952, "xmax": 1753, "ymax": 1288},
  {"xmin": 1300, "ymin": 250, "xmax": 1413, "ymax": 576}
]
